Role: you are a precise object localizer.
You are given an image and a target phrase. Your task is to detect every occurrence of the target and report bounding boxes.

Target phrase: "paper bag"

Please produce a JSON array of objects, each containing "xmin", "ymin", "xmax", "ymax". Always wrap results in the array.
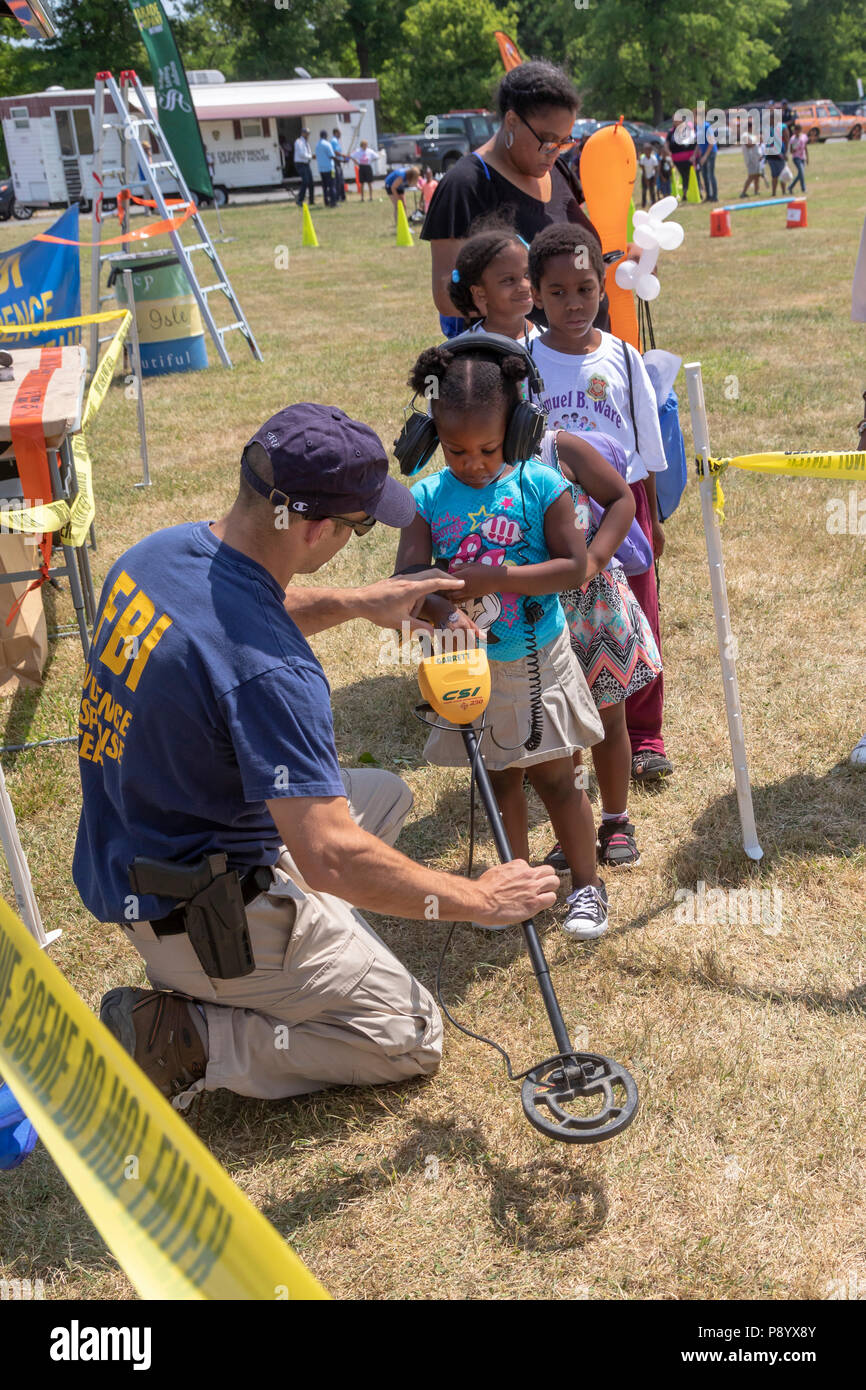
[{"xmin": 0, "ymin": 534, "xmax": 48, "ymax": 695}]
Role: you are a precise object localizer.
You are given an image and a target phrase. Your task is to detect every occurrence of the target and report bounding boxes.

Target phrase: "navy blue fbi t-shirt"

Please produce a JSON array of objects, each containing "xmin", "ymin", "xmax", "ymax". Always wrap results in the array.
[{"xmin": 72, "ymin": 521, "xmax": 347, "ymax": 924}]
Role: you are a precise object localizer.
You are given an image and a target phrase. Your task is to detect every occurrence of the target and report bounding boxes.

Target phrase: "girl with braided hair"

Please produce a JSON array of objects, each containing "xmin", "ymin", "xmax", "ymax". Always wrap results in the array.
[
  {"xmin": 449, "ymin": 223, "xmax": 539, "ymax": 351},
  {"xmin": 394, "ymin": 341, "xmax": 613, "ymax": 940}
]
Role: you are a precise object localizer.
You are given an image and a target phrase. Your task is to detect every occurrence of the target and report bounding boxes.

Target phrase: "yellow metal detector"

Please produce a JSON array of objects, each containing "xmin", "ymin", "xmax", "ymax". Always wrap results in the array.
[{"xmin": 416, "ymin": 644, "xmax": 638, "ymax": 1144}]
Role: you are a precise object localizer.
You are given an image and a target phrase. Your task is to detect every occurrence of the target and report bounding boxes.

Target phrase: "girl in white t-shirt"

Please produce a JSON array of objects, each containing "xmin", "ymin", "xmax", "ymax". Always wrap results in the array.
[
  {"xmin": 448, "ymin": 225, "xmax": 540, "ymax": 350},
  {"xmin": 527, "ymin": 222, "xmax": 673, "ymax": 785}
]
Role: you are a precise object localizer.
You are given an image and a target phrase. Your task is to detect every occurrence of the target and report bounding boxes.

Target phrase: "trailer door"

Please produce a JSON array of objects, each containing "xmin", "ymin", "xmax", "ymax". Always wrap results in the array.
[{"xmin": 54, "ymin": 106, "xmax": 94, "ymax": 203}]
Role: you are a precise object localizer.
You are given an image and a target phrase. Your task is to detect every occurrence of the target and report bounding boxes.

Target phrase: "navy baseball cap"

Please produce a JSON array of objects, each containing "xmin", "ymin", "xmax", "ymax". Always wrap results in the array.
[{"xmin": 242, "ymin": 404, "xmax": 416, "ymax": 528}]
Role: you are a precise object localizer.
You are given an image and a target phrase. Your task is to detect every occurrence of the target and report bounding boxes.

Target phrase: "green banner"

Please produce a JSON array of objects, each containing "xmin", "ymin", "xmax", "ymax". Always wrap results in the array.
[{"xmin": 127, "ymin": 0, "xmax": 213, "ymax": 199}]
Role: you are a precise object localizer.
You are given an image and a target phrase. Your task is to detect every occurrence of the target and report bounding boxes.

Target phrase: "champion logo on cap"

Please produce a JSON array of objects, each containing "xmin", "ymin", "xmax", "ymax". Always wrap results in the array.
[{"xmin": 291, "ymin": 501, "xmax": 309, "ymax": 512}]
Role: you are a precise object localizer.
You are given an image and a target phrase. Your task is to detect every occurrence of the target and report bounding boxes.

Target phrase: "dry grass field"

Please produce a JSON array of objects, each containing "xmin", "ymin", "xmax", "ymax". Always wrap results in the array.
[{"xmin": 0, "ymin": 142, "xmax": 864, "ymax": 1301}]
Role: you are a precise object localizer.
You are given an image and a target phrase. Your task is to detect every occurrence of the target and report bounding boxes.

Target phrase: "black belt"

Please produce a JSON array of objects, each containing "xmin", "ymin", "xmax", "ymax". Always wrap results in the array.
[{"xmin": 150, "ymin": 865, "xmax": 274, "ymax": 938}]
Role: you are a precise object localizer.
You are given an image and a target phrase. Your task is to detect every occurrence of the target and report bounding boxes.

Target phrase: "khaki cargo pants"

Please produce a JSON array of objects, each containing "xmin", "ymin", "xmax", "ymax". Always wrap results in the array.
[{"xmin": 121, "ymin": 769, "xmax": 443, "ymax": 1105}]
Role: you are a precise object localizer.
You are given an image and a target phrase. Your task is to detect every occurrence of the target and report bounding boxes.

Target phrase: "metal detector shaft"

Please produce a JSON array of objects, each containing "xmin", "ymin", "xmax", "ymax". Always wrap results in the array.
[{"xmin": 461, "ymin": 726, "xmax": 572, "ymax": 1057}]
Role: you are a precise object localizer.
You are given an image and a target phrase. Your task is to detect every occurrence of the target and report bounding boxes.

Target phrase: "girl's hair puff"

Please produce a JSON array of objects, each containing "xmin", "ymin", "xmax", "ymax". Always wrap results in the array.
[{"xmin": 408, "ymin": 344, "xmax": 529, "ymax": 417}]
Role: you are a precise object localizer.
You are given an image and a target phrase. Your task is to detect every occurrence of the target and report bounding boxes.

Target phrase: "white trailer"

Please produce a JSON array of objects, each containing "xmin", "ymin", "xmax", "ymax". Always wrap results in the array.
[{"xmin": 0, "ymin": 75, "xmax": 383, "ymax": 207}]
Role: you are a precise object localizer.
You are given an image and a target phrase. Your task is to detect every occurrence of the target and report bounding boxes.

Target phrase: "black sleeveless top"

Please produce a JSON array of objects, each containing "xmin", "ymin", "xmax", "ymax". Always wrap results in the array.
[
  {"xmin": 422, "ymin": 151, "xmax": 601, "ymax": 248},
  {"xmin": 422, "ymin": 152, "xmax": 609, "ymax": 330}
]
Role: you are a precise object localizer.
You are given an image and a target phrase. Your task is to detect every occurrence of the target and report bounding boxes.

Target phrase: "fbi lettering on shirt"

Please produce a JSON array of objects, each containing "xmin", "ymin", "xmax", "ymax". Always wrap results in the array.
[{"xmin": 78, "ymin": 569, "xmax": 172, "ymax": 765}]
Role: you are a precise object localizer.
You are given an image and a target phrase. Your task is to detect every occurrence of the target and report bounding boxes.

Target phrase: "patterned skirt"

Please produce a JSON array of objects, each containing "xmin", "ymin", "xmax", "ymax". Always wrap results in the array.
[{"xmin": 561, "ymin": 562, "xmax": 662, "ymax": 709}]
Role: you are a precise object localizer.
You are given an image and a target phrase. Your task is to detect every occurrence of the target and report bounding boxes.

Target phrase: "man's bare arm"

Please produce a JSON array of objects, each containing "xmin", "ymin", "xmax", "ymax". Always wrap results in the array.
[
  {"xmin": 267, "ymin": 795, "xmax": 559, "ymax": 926},
  {"xmin": 284, "ymin": 571, "xmax": 465, "ymax": 637}
]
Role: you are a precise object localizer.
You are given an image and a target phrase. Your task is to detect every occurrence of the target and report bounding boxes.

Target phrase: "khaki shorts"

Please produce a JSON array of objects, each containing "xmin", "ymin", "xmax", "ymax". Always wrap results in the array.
[
  {"xmin": 122, "ymin": 768, "xmax": 443, "ymax": 1105},
  {"xmin": 422, "ymin": 623, "xmax": 604, "ymax": 772}
]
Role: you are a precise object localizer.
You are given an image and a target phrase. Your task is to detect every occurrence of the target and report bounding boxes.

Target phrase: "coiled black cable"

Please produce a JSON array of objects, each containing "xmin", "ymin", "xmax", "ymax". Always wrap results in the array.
[
  {"xmin": 522, "ymin": 598, "xmax": 544, "ymax": 751},
  {"xmin": 413, "ymin": 700, "xmax": 548, "ymax": 1080}
]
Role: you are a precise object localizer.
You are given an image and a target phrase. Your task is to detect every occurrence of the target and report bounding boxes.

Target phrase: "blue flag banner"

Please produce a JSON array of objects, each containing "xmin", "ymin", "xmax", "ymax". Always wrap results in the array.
[{"xmin": 0, "ymin": 205, "xmax": 81, "ymax": 347}]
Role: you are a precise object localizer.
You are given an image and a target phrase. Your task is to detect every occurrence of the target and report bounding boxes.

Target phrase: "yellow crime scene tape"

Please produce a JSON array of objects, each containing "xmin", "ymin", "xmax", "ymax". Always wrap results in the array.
[
  {"xmin": 0, "ymin": 309, "xmax": 131, "ymax": 337},
  {"xmin": 0, "ymin": 893, "xmax": 330, "ymax": 1300},
  {"xmin": 702, "ymin": 449, "xmax": 866, "ymax": 520},
  {"xmin": 0, "ymin": 310, "xmax": 131, "ymax": 547}
]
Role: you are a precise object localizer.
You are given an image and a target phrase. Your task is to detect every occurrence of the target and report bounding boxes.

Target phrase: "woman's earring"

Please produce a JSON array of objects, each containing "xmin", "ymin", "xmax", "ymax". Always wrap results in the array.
[{"xmin": 505, "ymin": 129, "xmax": 514, "ymax": 149}]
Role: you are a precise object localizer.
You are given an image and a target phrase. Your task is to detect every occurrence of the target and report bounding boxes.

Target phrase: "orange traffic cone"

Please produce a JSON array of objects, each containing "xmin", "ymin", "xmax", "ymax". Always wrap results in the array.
[
  {"xmin": 710, "ymin": 208, "xmax": 731, "ymax": 237},
  {"xmin": 786, "ymin": 198, "xmax": 807, "ymax": 229}
]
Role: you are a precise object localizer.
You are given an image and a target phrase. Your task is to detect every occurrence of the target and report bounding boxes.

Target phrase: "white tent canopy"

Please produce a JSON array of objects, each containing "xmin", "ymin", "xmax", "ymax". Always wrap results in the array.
[{"xmin": 177, "ymin": 79, "xmax": 359, "ymax": 121}]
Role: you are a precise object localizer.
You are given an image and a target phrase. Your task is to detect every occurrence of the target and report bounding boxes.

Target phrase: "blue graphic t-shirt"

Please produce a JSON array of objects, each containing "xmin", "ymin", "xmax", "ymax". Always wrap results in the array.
[
  {"xmin": 412, "ymin": 460, "xmax": 568, "ymax": 662},
  {"xmin": 72, "ymin": 522, "xmax": 346, "ymax": 924}
]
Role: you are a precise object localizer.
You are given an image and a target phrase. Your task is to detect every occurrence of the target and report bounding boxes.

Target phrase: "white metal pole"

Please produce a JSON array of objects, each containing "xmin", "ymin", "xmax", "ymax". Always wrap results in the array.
[
  {"xmin": 89, "ymin": 77, "xmax": 107, "ymax": 373},
  {"xmin": 121, "ymin": 269, "xmax": 151, "ymax": 488},
  {"xmin": 0, "ymin": 763, "xmax": 60, "ymax": 947},
  {"xmin": 684, "ymin": 362, "xmax": 763, "ymax": 862}
]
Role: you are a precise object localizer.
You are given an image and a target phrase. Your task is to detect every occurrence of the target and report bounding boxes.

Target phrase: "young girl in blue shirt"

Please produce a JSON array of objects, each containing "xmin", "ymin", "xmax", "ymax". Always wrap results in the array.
[{"xmin": 394, "ymin": 342, "xmax": 611, "ymax": 939}]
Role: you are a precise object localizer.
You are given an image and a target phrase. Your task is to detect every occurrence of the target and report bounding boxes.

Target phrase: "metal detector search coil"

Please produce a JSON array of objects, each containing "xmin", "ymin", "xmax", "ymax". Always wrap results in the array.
[
  {"xmin": 414, "ymin": 644, "xmax": 639, "ymax": 1145},
  {"xmin": 417, "ymin": 645, "xmax": 491, "ymax": 725}
]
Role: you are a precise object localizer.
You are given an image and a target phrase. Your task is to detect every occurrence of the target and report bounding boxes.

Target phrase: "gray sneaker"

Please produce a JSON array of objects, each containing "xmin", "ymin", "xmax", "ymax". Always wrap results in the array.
[{"xmin": 562, "ymin": 881, "xmax": 609, "ymax": 940}]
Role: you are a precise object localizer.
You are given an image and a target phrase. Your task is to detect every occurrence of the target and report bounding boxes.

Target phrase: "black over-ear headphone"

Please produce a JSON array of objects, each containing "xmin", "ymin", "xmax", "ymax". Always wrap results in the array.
[{"xmin": 393, "ymin": 330, "xmax": 546, "ymax": 477}]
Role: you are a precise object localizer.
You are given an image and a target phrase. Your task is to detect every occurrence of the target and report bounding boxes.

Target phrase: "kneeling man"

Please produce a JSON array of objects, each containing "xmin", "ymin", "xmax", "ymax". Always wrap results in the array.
[{"xmin": 73, "ymin": 405, "xmax": 557, "ymax": 1106}]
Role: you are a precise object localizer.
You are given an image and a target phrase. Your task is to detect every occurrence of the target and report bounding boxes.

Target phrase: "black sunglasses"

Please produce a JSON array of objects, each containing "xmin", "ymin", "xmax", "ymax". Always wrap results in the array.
[
  {"xmin": 516, "ymin": 112, "xmax": 577, "ymax": 156},
  {"xmin": 327, "ymin": 513, "xmax": 377, "ymax": 536}
]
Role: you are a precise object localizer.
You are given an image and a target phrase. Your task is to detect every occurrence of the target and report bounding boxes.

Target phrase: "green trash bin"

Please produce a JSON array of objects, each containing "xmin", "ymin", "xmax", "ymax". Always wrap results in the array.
[{"xmin": 110, "ymin": 254, "xmax": 208, "ymax": 376}]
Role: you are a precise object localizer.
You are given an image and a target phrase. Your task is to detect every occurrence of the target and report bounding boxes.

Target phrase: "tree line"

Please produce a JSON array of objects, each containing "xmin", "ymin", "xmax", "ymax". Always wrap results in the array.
[{"xmin": 0, "ymin": 0, "xmax": 863, "ymax": 132}]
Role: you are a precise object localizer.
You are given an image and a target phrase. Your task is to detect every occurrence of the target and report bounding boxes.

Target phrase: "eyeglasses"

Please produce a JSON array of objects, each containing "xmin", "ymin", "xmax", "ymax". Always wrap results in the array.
[
  {"xmin": 327, "ymin": 513, "xmax": 377, "ymax": 536},
  {"xmin": 516, "ymin": 112, "xmax": 577, "ymax": 156}
]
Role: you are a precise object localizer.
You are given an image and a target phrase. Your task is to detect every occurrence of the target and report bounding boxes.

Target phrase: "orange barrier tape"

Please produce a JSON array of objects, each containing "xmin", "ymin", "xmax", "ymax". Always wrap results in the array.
[
  {"xmin": 35, "ymin": 198, "xmax": 195, "ymax": 247},
  {"xmin": 7, "ymin": 344, "xmax": 61, "ymax": 612}
]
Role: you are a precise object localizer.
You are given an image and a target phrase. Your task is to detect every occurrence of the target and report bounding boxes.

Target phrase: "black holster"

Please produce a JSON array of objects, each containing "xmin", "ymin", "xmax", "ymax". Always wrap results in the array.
[{"xmin": 129, "ymin": 853, "xmax": 255, "ymax": 979}]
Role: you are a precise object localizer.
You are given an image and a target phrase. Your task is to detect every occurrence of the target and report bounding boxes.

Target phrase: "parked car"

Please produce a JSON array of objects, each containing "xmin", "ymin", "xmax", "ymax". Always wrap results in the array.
[
  {"xmin": 571, "ymin": 117, "xmax": 599, "ymax": 142},
  {"xmin": 628, "ymin": 119, "xmax": 669, "ymax": 149},
  {"xmin": 0, "ymin": 178, "xmax": 33, "ymax": 219},
  {"xmin": 597, "ymin": 118, "xmax": 667, "ymax": 150},
  {"xmin": 788, "ymin": 99, "xmax": 862, "ymax": 141}
]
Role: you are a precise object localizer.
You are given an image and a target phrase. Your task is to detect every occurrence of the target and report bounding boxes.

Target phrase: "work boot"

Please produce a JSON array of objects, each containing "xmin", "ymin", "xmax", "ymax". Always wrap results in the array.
[{"xmin": 100, "ymin": 987, "xmax": 207, "ymax": 1101}]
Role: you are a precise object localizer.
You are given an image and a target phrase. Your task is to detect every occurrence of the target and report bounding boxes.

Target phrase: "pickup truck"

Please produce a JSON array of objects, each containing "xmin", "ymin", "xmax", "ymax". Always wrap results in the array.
[
  {"xmin": 379, "ymin": 134, "xmax": 424, "ymax": 167},
  {"xmin": 381, "ymin": 111, "xmax": 499, "ymax": 173}
]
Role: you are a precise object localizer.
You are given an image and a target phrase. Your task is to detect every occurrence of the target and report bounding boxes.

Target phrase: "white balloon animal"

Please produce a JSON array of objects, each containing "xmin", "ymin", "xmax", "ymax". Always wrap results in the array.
[{"xmin": 615, "ymin": 195, "xmax": 685, "ymax": 302}]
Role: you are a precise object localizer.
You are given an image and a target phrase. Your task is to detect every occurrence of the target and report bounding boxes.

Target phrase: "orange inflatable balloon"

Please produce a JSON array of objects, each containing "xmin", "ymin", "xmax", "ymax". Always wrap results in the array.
[{"xmin": 579, "ymin": 121, "xmax": 640, "ymax": 348}]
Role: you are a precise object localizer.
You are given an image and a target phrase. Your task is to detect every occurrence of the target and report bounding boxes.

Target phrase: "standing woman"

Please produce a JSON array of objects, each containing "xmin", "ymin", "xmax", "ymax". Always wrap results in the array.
[
  {"xmin": 789, "ymin": 123, "xmax": 808, "ymax": 193},
  {"xmin": 740, "ymin": 133, "xmax": 762, "ymax": 197},
  {"xmin": 353, "ymin": 140, "xmax": 378, "ymax": 202},
  {"xmin": 421, "ymin": 62, "xmax": 612, "ymax": 338},
  {"xmin": 764, "ymin": 123, "xmax": 788, "ymax": 197},
  {"xmin": 667, "ymin": 111, "xmax": 697, "ymax": 201}
]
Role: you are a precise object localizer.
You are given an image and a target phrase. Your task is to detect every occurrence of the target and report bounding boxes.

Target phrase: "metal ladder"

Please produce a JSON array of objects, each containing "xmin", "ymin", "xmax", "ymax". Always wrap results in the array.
[{"xmin": 88, "ymin": 68, "xmax": 263, "ymax": 374}]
